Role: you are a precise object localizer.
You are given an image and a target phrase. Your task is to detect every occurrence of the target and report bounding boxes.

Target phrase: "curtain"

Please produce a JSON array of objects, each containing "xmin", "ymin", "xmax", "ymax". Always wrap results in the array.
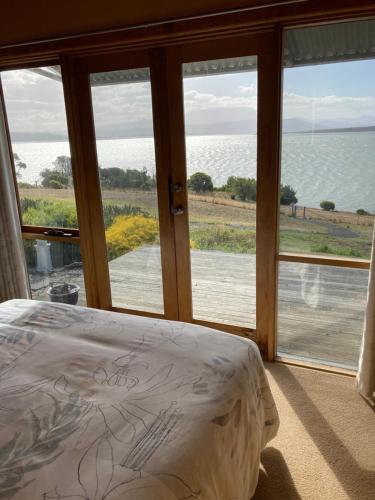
[
  {"xmin": 0, "ymin": 82, "xmax": 30, "ymax": 302},
  {"xmin": 357, "ymin": 224, "xmax": 375, "ymax": 405}
]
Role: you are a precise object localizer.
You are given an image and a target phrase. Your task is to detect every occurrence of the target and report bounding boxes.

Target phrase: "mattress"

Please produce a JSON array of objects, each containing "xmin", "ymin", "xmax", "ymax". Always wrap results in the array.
[{"xmin": 0, "ymin": 299, "xmax": 278, "ymax": 499}]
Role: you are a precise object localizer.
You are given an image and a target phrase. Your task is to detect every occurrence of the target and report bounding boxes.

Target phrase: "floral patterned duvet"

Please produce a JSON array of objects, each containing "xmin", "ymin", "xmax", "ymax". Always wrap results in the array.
[{"xmin": 0, "ymin": 299, "xmax": 278, "ymax": 500}]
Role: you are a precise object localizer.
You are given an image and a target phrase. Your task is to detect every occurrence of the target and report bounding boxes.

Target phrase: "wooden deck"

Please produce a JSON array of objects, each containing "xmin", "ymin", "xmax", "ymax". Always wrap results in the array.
[
  {"xmin": 30, "ymin": 245, "xmax": 368, "ymax": 369},
  {"xmin": 108, "ymin": 246, "xmax": 368, "ymax": 368}
]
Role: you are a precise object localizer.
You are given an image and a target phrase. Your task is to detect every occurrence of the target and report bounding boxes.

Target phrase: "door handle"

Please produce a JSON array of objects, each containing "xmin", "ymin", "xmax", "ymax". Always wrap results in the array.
[
  {"xmin": 44, "ymin": 229, "xmax": 74, "ymax": 237},
  {"xmin": 171, "ymin": 205, "xmax": 184, "ymax": 215},
  {"xmin": 170, "ymin": 182, "xmax": 183, "ymax": 193}
]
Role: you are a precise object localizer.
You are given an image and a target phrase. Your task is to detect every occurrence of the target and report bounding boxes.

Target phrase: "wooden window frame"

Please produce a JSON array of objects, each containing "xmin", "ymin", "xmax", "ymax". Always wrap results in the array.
[
  {"xmin": 164, "ymin": 29, "xmax": 283, "ymax": 357},
  {"xmin": 0, "ymin": 3, "xmax": 374, "ymax": 369},
  {"xmin": 275, "ymin": 19, "xmax": 373, "ymax": 373},
  {"xmin": 0, "ymin": 67, "xmax": 85, "ymax": 303},
  {"xmin": 61, "ymin": 48, "xmax": 182, "ymax": 318}
]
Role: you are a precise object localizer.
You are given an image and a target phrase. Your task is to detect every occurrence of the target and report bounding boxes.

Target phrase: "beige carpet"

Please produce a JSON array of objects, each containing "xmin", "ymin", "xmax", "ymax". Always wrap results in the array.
[{"xmin": 253, "ymin": 363, "xmax": 375, "ymax": 500}]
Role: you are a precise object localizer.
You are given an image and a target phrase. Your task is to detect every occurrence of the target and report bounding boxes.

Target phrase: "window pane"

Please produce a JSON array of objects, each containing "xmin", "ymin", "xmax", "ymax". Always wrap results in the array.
[
  {"xmin": 90, "ymin": 68, "xmax": 163, "ymax": 314},
  {"xmin": 1, "ymin": 66, "xmax": 78, "ymax": 228},
  {"xmin": 183, "ymin": 56, "xmax": 258, "ymax": 328},
  {"xmin": 277, "ymin": 262, "xmax": 368, "ymax": 369},
  {"xmin": 280, "ymin": 21, "xmax": 375, "ymax": 260},
  {"xmin": 24, "ymin": 239, "xmax": 86, "ymax": 306}
]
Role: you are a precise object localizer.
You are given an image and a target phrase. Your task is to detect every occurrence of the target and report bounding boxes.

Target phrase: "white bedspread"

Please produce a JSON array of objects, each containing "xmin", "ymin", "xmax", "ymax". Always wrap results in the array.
[{"xmin": 0, "ymin": 300, "xmax": 278, "ymax": 500}]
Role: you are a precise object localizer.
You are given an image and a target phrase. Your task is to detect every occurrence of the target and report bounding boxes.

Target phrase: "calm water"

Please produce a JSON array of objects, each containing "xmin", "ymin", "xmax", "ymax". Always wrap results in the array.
[{"xmin": 14, "ymin": 131, "xmax": 375, "ymax": 212}]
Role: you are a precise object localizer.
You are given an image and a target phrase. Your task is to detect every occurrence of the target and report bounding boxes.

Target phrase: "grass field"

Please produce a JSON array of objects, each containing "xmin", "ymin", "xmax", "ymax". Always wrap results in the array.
[{"xmin": 19, "ymin": 187, "xmax": 374, "ymax": 260}]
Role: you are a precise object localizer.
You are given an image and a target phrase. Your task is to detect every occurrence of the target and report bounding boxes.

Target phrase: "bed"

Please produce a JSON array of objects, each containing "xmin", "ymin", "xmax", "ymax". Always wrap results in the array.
[{"xmin": 0, "ymin": 299, "xmax": 279, "ymax": 500}]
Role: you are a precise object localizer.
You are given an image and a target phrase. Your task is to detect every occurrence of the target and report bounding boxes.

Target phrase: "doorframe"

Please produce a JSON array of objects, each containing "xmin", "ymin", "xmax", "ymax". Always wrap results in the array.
[
  {"xmin": 162, "ymin": 29, "xmax": 283, "ymax": 358},
  {"xmin": 60, "ymin": 27, "xmax": 283, "ymax": 358},
  {"xmin": 61, "ymin": 48, "xmax": 181, "ymax": 319}
]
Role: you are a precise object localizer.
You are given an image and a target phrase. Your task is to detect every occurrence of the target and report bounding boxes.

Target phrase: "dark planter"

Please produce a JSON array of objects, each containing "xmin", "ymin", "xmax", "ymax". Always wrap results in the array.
[{"xmin": 47, "ymin": 283, "xmax": 80, "ymax": 305}]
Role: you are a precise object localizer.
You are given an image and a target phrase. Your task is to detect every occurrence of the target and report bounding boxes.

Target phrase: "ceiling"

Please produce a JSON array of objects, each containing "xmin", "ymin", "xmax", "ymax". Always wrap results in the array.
[{"xmin": 0, "ymin": 0, "xmax": 296, "ymax": 47}]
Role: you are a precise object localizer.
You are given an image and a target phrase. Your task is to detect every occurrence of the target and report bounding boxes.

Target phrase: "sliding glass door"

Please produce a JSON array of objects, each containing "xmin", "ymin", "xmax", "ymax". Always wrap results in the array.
[
  {"xmin": 173, "ymin": 33, "xmax": 281, "ymax": 349},
  {"xmin": 182, "ymin": 56, "xmax": 258, "ymax": 328},
  {"xmin": 89, "ymin": 67, "xmax": 164, "ymax": 314},
  {"xmin": 2, "ymin": 30, "xmax": 280, "ymax": 357},
  {"xmin": 57, "ymin": 33, "xmax": 280, "ymax": 349},
  {"xmin": 277, "ymin": 19, "xmax": 374, "ymax": 369},
  {"xmin": 59, "ymin": 50, "xmax": 181, "ymax": 317}
]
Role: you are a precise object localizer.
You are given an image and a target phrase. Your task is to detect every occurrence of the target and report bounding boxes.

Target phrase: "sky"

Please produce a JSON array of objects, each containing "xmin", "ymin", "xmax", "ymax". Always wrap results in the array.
[{"xmin": 2, "ymin": 57, "xmax": 375, "ymax": 140}]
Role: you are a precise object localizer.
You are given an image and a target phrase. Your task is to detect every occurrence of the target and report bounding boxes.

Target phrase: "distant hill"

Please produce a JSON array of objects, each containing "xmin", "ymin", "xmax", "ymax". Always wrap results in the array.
[
  {"xmin": 12, "ymin": 132, "xmax": 68, "ymax": 142},
  {"xmin": 296, "ymin": 125, "xmax": 375, "ymax": 134},
  {"xmin": 11, "ymin": 122, "xmax": 375, "ymax": 143}
]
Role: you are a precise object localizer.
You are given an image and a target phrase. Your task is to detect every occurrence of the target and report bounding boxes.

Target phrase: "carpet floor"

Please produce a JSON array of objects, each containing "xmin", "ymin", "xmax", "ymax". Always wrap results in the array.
[{"xmin": 253, "ymin": 363, "xmax": 375, "ymax": 500}]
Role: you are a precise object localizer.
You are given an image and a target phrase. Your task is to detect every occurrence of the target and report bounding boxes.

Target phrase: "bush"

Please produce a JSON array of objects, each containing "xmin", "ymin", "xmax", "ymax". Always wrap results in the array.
[
  {"xmin": 21, "ymin": 198, "xmax": 42, "ymax": 213},
  {"xmin": 320, "ymin": 200, "xmax": 335, "ymax": 211},
  {"xmin": 311, "ymin": 243, "xmax": 362, "ymax": 258},
  {"xmin": 223, "ymin": 177, "xmax": 297, "ymax": 205},
  {"xmin": 49, "ymin": 180, "xmax": 65, "ymax": 189},
  {"xmin": 356, "ymin": 209, "xmax": 370, "ymax": 216},
  {"xmin": 190, "ymin": 225, "xmax": 256, "ymax": 253},
  {"xmin": 22, "ymin": 200, "xmax": 78, "ymax": 228},
  {"xmin": 280, "ymin": 184, "xmax": 298, "ymax": 205},
  {"xmin": 99, "ymin": 167, "xmax": 156, "ymax": 190},
  {"xmin": 40, "ymin": 169, "xmax": 70, "ymax": 188},
  {"xmin": 224, "ymin": 176, "xmax": 256, "ymax": 202},
  {"xmin": 187, "ymin": 172, "xmax": 213, "ymax": 192},
  {"xmin": 106, "ymin": 215, "xmax": 159, "ymax": 260},
  {"xmin": 102, "ymin": 204, "xmax": 149, "ymax": 229}
]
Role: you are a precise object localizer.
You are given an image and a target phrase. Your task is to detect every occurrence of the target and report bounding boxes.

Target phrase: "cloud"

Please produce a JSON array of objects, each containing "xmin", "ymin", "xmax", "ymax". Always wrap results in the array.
[
  {"xmin": 283, "ymin": 92, "xmax": 375, "ymax": 120},
  {"xmin": 1, "ymin": 70, "xmax": 68, "ymax": 133},
  {"xmin": 91, "ymin": 84, "xmax": 153, "ymax": 127},
  {"xmin": 2, "ymin": 68, "xmax": 375, "ymax": 138},
  {"xmin": 239, "ymin": 84, "xmax": 257, "ymax": 95},
  {"xmin": 183, "ymin": 89, "xmax": 258, "ymax": 112}
]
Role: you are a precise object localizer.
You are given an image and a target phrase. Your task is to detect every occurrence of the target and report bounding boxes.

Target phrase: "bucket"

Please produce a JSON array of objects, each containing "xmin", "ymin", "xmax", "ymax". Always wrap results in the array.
[{"xmin": 47, "ymin": 283, "xmax": 80, "ymax": 305}]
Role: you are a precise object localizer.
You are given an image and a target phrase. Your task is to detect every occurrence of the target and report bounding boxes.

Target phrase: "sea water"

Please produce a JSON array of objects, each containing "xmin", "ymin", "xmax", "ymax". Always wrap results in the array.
[{"xmin": 12, "ymin": 131, "xmax": 375, "ymax": 213}]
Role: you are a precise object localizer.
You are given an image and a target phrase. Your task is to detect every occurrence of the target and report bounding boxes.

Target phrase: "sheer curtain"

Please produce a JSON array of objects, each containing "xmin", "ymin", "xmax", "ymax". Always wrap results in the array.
[
  {"xmin": 357, "ymin": 224, "xmax": 375, "ymax": 405},
  {"xmin": 0, "ymin": 82, "xmax": 30, "ymax": 302}
]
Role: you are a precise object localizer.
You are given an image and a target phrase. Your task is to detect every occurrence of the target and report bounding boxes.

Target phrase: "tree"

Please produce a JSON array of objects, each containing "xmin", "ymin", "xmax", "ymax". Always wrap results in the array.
[
  {"xmin": 188, "ymin": 172, "xmax": 213, "ymax": 192},
  {"xmin": 233, "ymin": 177, "xmax": 257, "ymax": 201},
  {"xmin": 40, "ymin": 156, "xmax": 73, "ymax": 188},
  {"xmin": 123, "ymin": 168, "xmax": 155, "ymax": 189},
  {"xmin": 13, "ymin": 153, "xmax": 27, "ymax": 179},
  {"xmin": 53, "ymin": 156, "xmax": 72, "ymax": 177},
  {"xmin": 280, "ymin": 184, "xmax": 298, "ymax": 205},
  {"xmin": 320, "ymin": 200, "xmax": 335, "ymax": 211},
  {"xmin": 225, "ymin": 176, "xmax": 239, "ymax": 193},
  {"xmin": 224, "ymin": 176, "xmax": 256, "ymax": 202},
  {"xmin": 99, "ymin": 167, "xmax": 126, "ymax": 188},
  {"xmin": 356, "ymin": 208, "xmax": 370, "ymax": 216},
  {"xmin": 40, "ymin": 169, "xmax": 69, "ymax": 189},
  {"xmin": 99, "ymin": 167, "xmax": 156, "ymax": 190}
]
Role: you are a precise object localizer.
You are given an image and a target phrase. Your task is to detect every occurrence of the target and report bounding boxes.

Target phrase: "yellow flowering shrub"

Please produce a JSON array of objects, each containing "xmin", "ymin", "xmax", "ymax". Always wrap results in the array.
[{"xmin": 106, "ymin": 215, "xmax": 159, "ymax": 260}]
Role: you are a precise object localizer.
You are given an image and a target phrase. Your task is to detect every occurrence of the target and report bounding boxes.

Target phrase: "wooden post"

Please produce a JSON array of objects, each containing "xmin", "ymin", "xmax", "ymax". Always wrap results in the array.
[
  {"xmin": 150, "ymin": 48, "xmax": 180, "ymax": 320},
  {"xmin": 60, "ymin": 56, "xmax": 112, "ymax": 309},
  {"xmin": 157, "ymin": 47, "xmax": 193, "ymax": 323},
  {"xmin": 256, "ymin": 27, "xmax": 283, "ymax": 361}
]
